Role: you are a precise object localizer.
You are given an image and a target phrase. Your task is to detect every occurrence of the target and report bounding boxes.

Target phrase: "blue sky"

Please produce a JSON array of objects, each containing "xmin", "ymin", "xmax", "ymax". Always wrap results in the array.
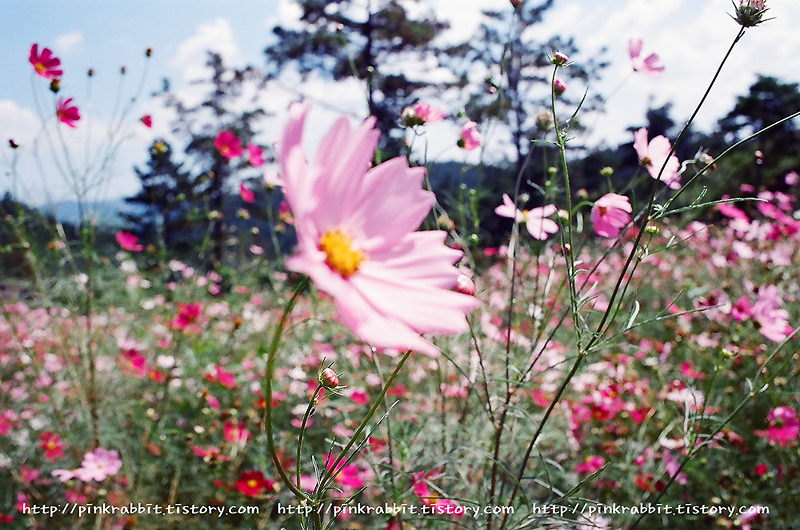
[{"xmin": 2, "ymin": 0, "xmax": 799, "ymax": 208}]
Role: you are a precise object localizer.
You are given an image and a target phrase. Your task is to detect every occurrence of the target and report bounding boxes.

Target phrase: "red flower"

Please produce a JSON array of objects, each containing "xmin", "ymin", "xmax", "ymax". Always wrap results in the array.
[
  {"xmin": 214, "ymin": 131, "xmax": 243, "ymax": 159},
  {"xmin": 30, "ymin": 44, "xmax": 63, "ymax": 79},
  {"xmin": 116, "ymin": 231, "xmax": 144, "ymax": 252},
  {"xmin": 235, "ymin": 470, "xmax": 274, "ymax": 497},
  {"xmin": 171, "ymin": 303, "xmax": 202, "ymax": 330},
  {"xmin": 140, "ymin": 115, "xmax": 152, "ymax": 128},
  {"xmin": 40, "ymin": 431, "xmax": 65, "ymax": 461},
  {"xmin": 56, "ymin": 98, "xmax": 81, "ymax": 128},
  {"xmin": 224, "ymin": 422, "xmax": 250, "ymax": 445}
]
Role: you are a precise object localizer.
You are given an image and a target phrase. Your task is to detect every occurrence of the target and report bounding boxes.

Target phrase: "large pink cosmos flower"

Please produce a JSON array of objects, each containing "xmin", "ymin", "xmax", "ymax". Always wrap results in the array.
[
  {"xmin": 628, "ymin": 39, "xmax": 665, "ymax": 77},
  {"xmin": 30, "ymin": 44, "xmax": 63, "ymax": 79},
  {"xmin": 591, "ymin": 193, "xmax": 632, "ymax": 238},
  {"xmin": 278, "ymin": 103, "xmax": 479, "ymax": 356},
  {"xmin": 495, "ymin": 193, "xmax": 559, "ymax": 240},
  {"xmin": 74, "ymin": 448, "xmax": 123, "ymax": 482},
  {"xmin": 633, "ymin": 128, "xmax": 680, "ymax": 189},
  {"xmin": 56, "ymin": 98, "xmax": 81, "ymax": 128}
]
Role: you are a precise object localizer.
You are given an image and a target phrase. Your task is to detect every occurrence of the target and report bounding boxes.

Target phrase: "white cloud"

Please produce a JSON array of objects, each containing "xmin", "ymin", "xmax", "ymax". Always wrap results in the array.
[
  {"xmin": 172, "ymin": 18, "xmax": 242, "ymax": 83},
  {"xmin": 0, "ymin": 100, "xmax": 41, "ymax": 147},
  {"xmin": 55, "ymin": 31, "xmax": 83, "ymax": 55}
]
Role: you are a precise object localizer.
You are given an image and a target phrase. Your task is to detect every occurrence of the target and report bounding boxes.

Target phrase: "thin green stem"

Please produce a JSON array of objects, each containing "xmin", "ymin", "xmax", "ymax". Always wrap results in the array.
[{"xmin": 297, "ymin": 385, "xmax": 323, "ymax": 491}]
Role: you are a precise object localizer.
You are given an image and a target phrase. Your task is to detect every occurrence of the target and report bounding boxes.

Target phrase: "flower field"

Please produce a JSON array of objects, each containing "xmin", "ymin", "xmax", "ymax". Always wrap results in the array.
[{"xmin": 2, "ymin": 1, "xmax": 799, "ymax": 529}]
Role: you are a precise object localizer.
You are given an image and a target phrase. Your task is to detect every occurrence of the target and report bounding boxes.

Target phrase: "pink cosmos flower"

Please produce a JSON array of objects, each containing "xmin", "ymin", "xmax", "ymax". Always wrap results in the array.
[
  {"xmin": 785, "ymin": 171, "xmax": 799, "ymax": 186},
  {"xmin": 236, "ymin": 470, "xmax": 274, "ymax": 497},
  {"xmin": 755, "ymin": 406, "xmax": 799, "ymax": 447},
  {"xmin": 224, "ymin": 421, "xmax": 250, "ymax": 445},
  {"xmin": 553, "ymin": 78, "xmax": 567, "ymax": 96},
  {"xmin": 751, "ymin": 285, "xmax": 792, "ymax": 342},
  {"xmin": 215, "ymin": 131, "xmax": 244, "ymax": 159},
  {"xmin": 411, "ymin": 472, "xmax": 463, "ymax": 517},
  {"xmin": 56, "ymin": 98, "xmax": 81, "ymax": 128},
  {"xmin": 628, "ymin": 39, "xmax": 664, "ymax": 77},
  {"xmin": 116, "ymin": 231, "xmax": 144, "ymax": 252},
  {"xmin": 40, "ymin": 431, "xmax": 65, "ymax": 461},
  {"xmin": 74, "ymin": 448, "xmax": 122, "ymax": 482},
  {"xmin": 171, "ymin": 302, "xmax": 202, "ymax": 330},
  {"xmin": 239, "ymin": 183, "xmax": 255, "ymax": 203},
  {"xmin": 276, "ymin": 103, "xmax": 479, "ymax": 356},
  {"xmin": 402, "ymin": 102, "xmax": 446, "ymax": 126},
  {"xmin": 30, "ymin": 44, "xmax": 63, "ymax": 79},
  {"xmin": 591, "ymin": 193, "xmax": 632, "ymax": 238},
  {"xmin": 247, "ymin": 143, "xmax": 265, "ymax": 167},
  {"xmin": 140, "ymin": 115, "xmax": 153, "ymax": 128},
  {"xmin": 458, "ymin": 121, "xmax": 481, "ymax": 151},
  {"xmin": 633, "ymin": 128, "xmax": 680, "ymax": 189},
  {"xmin": 495, "ymin": 193, "xmax": 559, "ymax": 240},
  {"xmin": 575, "ymin": 455, "xmax": 605, "ymax": 475}
]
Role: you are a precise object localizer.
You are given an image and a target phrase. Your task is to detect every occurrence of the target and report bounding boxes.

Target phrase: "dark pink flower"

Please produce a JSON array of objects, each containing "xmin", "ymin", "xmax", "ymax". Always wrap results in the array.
[
  {"xmin": 236, "ymin": 470, "xmax": 274, "ymax": 497},
  {"xmin": 553, "ymin": 78, "xmax": 567, "ymax": 96},
  {"xmin": 171, "ymin": 303, "xmax": 202, "ymax": 330},
  {"xmin": 116, "ymin": 231, "xmax": 144, "ymax": 252},
  {"xmin": 140, "ymin": 115, "xmax": 152, "ymax": 128},
  {"xmin": 30, "ymin": 44, "xmax": 63, "ymax": 79},
  {"xmin": 224, "ymin": 421, "xmax": 250, "ymax": 445},
  {"xmin": 628, "ymin": 39, "xmax": 664, "ymax": 77},
  {"xmin": 458, "ymin": 121, "xmax": 481, "ymax": 150},
  {"xmin": 411, "ymin": 472, "xmax": 463, "ymax": 517},
  {"xmin": 591, "ymin": 193, "xmax": 632, "ymax": 238},
  {"xmin": 56, "ymin": 98, "xmax": 80, "ymax": 128},
  {"xmin": 40, "ymin": 431, "xmax": 65, "ymax": 461},
  {"xmin": 633, "ymin": 128, "xmax": 680, "ymax": 189},
  {"xmin": 215, "ymin": 131, "xmax": 244, "ymax": 159},
  {"xmin": 247, "ymin": 143, "xmax": 265, "ymax": 167},
  {"xmin": 755, "ymin": 407, "xmax": 799, "ymax": 447},
  {"xmin": 575, "ymin": 455, "xmax": 605, "ymax": 475},
  {"xmin": 277, "ymin": 103, "xmax": 479, "ymax": 356},
  {"xmin": 402, "ymin": 102, "xmax": 446, "ymax": 126},
  {"xmin": 239, "ymin": 183, "xmax": 255, "ymax": 203}
]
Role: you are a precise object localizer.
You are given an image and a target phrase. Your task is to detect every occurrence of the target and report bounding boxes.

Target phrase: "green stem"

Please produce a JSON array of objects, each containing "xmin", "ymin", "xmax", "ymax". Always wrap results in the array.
[
  {"xmin": 297, "ymin": 385, "xmax": 323, "ymax": 491},
  {"xmin": 263, "ymin": 277, "xmax": 311, "ymax": 500}
]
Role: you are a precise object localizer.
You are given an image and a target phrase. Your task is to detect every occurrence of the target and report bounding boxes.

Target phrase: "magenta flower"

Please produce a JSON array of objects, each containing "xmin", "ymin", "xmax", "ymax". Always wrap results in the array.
[
  {"xmin": 553, "ymin": 78, "xmax": 567, "ymax": 96},
  {"xmin": 215, "ymin": 131, "xmax": 244, "ymax": 159},
  {"xmin": 628, "ymin": 39, "xmax": 664, "ymax": 77},
  {"xmin": 116, "ymin": 231, "xmax": 144, "ymax": 252},
  {"xmin": 458, "ymin": 121, "xmax": 481, "ymax": 151},
  {"xmin": 575, "ymin": 455, "xmax": 605, "ymax": 475},
  {"xmin": 751, "ymin": 285, "xmax": 792, "ymax": 342},
  {"xmin": 74, "ymin": 448, "xmax": 122, "ymax": 482},
  {"xmin": 412, "ymin": 472, "xmax": 463, "ymax": 517},
  {"xmin": 30, "ymin": 44, "xmax": 63, "ymax": 79},
  {"xmin": 591, "ymin": 193, "xmax": 632, "ymax": 238},
  {"xmin": 140, "ymin": 115, "xmax": 153, "ymax": 128},
  {"xmin": 495, "ymin": 193, "xmax": 559, "ymax": 240},
  {"xmin": 755, "ymin": 406, "xmax": 799, "ymax": 447},
  {"xmin": 239, "ymin": 183, "xmax": 255, "ymax": 203},
  {"xmin": 247, "ymin": 143, "xmax": 265, "ymax": 167},
  {"xmin": 277, "ymin": 103, "xmax": 479, "ymax": 356},
  {"xmin": 56, "ymin": 98, "xmax": 80, "ymax": 128},
  {"xmin": 633, "ymin": 128, "xmax": 680, "ymax": 189}
]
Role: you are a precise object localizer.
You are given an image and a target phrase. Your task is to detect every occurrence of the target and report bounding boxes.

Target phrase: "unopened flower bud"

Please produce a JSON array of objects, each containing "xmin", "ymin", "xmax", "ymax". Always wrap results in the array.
[
  {"xmin": 535, "ymin": 110, "xmax": 553, "ymax": 132},
  {"xmin": 755, "ymin": 150, "xmax": 764, "ymax": 165},
  {"xmin": 454, "ymin": 273, "xmax": 476, "ymax": 296},
  {"xmin": 146, "ymin": 47, "xmax": 153, "ymax": 57},
  {"xmin": 319, "ymin": 368, "xmax": 340, "ymax": 389},
  {"xmin": 600, "ymin": 166, "xmax": 614, "ymax": 177},
  {"xmin": 120, "ymin": 66, "xmax": 127, "ymax": 75},
  {"xmin": 88, "ymin": 69, "xmax": 94, "ymax": 77},
  {"xmin": 553, "ymin": 79, "xmax": 567, "ymax": 96},
  {"xmin": 552, "ymin": 52, "xmax": 569, "ymax": 66},
  {"xmin": 733, "ymin": 0, "xmax": 768, "ymax": 27},
  {"xmin": 9, "ymin": 139, "xmax": 19, "ymax": 149},
  {"xmin": 49, "ymin": 78, "xmax": 61, "ymax": 93}
]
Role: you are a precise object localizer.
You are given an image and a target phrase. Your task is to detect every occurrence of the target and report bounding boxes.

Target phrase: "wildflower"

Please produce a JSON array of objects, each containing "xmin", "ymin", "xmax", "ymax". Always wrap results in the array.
[
  {"xmin": 171, "ymin": 303, "xmax": 202, "ymax": 330},
  {"xmin": 552, "ymin": 51, "xmax": 569, "ymax": 66},
  {"xmin": 239, "ymin": 183, "xmax": 255, "ymax": 203},
  {"xmin": 575, "ymin": 455, "xmax": 605, "ymax": 475},
  {"xmin": 495, "ymin": 193, "xmax": 559, "ymax": 240},
  {"xmin": 553, "ymin": 78, "xmax": 567, "ymax": 96},
  {"xmin": 29, "ymin": 44, "xmax": 63, "ymax": 79},
  {"xmin": 223, "ymin": 421, "xmax": 250, "ymax": 445},
  {"xmin": 74, "ymin": 448, "xmax": 123, "ymax": 482},
  {"xmin": 628, "ymin": 39, "xmax": 664, "ymax": 77},
  {"xmin": 458, "ymin": 121, "xmax": 481, "ymax": 150},
  {"xmin": 276, "ymin": 103, "xmax": 479, "ymax": 356},
  {"xmin": 402, "ymin": 102, "xmax": 445, "ymax": 126},
  {"xmin": 40, "ymin": 431, "xmax": 65, "ymax": 461},
  {"xmin": 247, "ymin": 143, "xmax": 265, "ymax": 167},
  {"xmin": 535, "ymin": 110, "xmax": 553, "ymax": 132},
  {"xmin": 214, "ymin": 131, "xmax": 244, "ymax": 159},
  {"xmin": 751, "ymin": 285, "xmax": 792, "ymax": 342},
  {"xmin": 732, "ymin": 0, "xmax": 769, "ymax": 27},
  {"xmin": 235, "ymin": 470, "xmax": 275, "ymax": 497},
  {"xmin": 633, "ymin": 128, "xmax": 680, "ymax": 189},
  {"xmin": 9, "ymin": 139, "xmax": 19, "ymax": 149},
  {"xmin": 785, "ymin": 171, "xmax": 799, "ymax": 186},
  {"xmin": 755, "ymin": 407, "xmax": 799, "ymax": 447},
  {"xmin": 116, "ymin": 231, "xmax": 144, "ymax": 252},
  {"xmin": 412, "ymin": 472, "xmax": 463, "ymax": 517},
  {"xmin": 56, "ymin": 98, "xmax": 80, "ymax": 128},
  {"xmin": 591, "ymin": 193, "xmax": 632, "ymax": 238},
  {"xmin": 140, "ymin": 115, "xmax": 152, "ymax": 128}
]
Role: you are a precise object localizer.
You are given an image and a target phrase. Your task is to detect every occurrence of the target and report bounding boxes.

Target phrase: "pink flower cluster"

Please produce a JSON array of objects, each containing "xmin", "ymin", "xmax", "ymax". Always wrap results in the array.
[
  {"xmin": 52, "ymin": 447, "xmax": 122, "ymax": 483},
  {"xmin": 214, "ymin": 131, "xmax": 264, "ymax": 168}
]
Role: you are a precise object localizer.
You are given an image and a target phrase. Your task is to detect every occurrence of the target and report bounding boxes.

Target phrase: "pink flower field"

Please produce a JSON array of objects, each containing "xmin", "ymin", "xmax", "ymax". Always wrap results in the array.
[{"xmin": 1, "ymin": 1, "xmax": 798, "ymax": 529}]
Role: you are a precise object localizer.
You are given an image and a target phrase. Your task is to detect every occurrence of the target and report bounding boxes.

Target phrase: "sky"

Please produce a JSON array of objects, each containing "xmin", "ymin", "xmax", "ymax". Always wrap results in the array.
[{"xmin": 1, "ymin": 0, "xmax": 799, "ymax": 208}]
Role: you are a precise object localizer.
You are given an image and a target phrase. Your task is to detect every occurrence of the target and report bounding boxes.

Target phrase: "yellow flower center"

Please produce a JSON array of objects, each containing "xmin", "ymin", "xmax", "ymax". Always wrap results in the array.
[
  {"xmin": 247, "ymin": 479, "xmax": 258, "ymax": 488},
  {"xmin": 35, "ymin": 62, "xmax": 46, "ymax": 74},
  {"xmin": 319, "ymin": 229, "xmax": 366, "ymax": 278}
]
